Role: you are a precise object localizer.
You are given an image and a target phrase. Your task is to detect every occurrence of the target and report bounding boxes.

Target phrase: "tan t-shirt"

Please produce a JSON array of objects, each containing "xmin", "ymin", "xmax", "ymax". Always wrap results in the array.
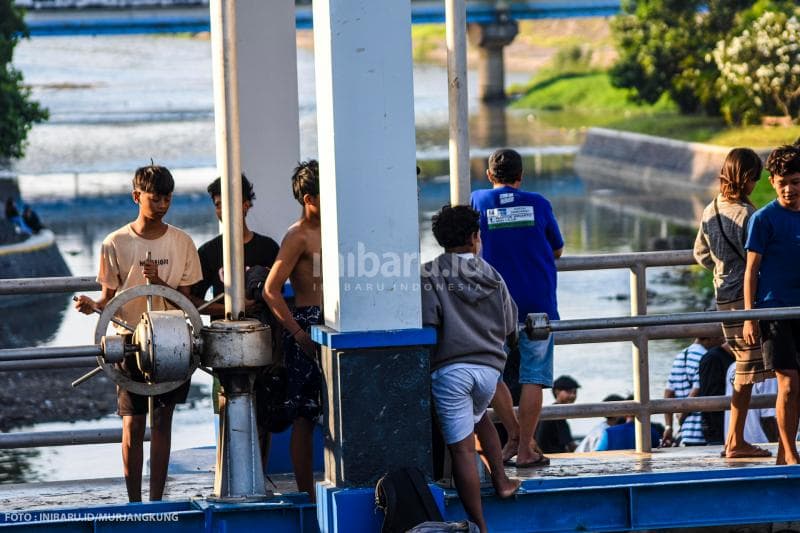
[{"xmin": 97, "ymin": 224, "xmax": 202, "ymax": 329}]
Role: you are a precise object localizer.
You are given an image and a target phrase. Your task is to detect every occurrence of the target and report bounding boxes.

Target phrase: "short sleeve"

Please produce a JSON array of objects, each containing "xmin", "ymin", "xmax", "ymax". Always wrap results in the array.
[
  {"xmin": 97, "ymin": 240, "xmax": 121, "ymax": 290},
  {"xmin": 180, "ymin": 237, "xmax": 203, "ymax": 287},
  {"xmin": 191, "ymin": 243, "xmax": 214, "ymax": 298},
  {"xmin": 745, "ymin": 211, "xmax": 769, "ymax": 254},
  {"xmin": 666, "ymin": 358, "xmax": 679, "ymax": 391},
  {"xmin": 544, "ymin": 201, "xmax": 564, "ymax": 251},
  {"xmin": 689, "ymin": 360, "xmax": 701, "ymax": 390}
]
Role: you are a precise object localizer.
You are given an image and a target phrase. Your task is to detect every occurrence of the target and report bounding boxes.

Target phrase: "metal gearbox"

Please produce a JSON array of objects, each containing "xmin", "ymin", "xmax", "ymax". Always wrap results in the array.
[{"xmin": 200, "ymin": 319, "xmax": 272, "ymax": 369}]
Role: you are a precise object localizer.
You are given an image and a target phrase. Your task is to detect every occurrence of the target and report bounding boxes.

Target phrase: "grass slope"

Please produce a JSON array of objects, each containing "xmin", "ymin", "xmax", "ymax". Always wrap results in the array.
[{"xmin": 514, "ymin": 71, "xmax": 800, "ymax": 148}]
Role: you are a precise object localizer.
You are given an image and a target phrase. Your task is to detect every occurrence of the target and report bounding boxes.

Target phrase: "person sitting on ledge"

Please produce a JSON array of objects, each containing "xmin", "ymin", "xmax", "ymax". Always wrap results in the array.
[
  {"xmin": 421, "ymin": 204, "xmax": 521, "ymax": 533},
  {"xmin": 5, "ymin": 198, "xmax": 32, "ymax": 236}
]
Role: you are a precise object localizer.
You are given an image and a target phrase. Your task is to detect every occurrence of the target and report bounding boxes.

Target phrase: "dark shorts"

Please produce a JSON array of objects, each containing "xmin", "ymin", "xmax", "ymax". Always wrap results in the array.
[
  {"xmin": 116, "ymin": 352, "xmax": 191, "ymax": 417},
  {"xmin": 280, "ymin": 306, "xmax": 323, "ymax": 423},
  {"xmin": 760, "ymin": 319, "xmax": 800, "ymax": 372},
  {"xmin": 117, "ymin": 381, "xmax": 191, "ymax": 416}
]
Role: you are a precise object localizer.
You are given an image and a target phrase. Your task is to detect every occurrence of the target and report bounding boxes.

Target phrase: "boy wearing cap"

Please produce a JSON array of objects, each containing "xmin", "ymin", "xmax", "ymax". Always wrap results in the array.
[
  {"xmin": 535, "ymin": 375, "xmax": 579, "ymax": 453},
  {"xmin": 471, "ymin": 148, "xmax": 564, "ymax": 467}
]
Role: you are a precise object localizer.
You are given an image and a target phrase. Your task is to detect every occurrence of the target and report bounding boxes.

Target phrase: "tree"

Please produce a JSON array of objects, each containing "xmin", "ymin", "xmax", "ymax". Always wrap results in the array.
[
  {"xmin": 713, "ymin": 10, "xmax": 800, "ymax": 122},
  {"xmin": 609, "ymin": 0, "xmax": 753, "ymax": 114},
  {"xmin": 0, "ymin": 0, "xmax": 47, "ymax": 162}
]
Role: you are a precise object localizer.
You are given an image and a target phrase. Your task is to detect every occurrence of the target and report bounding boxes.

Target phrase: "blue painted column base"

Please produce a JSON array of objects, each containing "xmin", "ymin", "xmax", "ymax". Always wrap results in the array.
[{"xmin": 315, "ymin": 481, "xmax": 446, "ymax": 533}]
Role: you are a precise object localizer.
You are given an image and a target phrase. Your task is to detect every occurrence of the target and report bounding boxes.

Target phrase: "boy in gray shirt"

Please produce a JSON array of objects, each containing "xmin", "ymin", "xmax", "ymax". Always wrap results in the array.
[{"xmin": 421, "ymin": 205, "xmax": 520, "ymax": 533}]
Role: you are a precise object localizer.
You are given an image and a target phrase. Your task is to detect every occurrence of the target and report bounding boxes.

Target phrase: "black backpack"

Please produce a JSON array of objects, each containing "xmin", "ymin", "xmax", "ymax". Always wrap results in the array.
[{"xmin": 375, "ymin": 467, "xmax": 444, "ymax": 533}]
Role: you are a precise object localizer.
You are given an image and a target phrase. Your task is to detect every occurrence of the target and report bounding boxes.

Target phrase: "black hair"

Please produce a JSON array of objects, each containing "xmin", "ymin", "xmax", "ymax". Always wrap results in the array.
[
  {"xmin": 766, "ymin": 145, "xmax": 800, "ymax": 178},
  {"xmin": 291, "ymin": 160, "xmax": 320, "ymax": 205},
  {"xmin": 207, "ymin": 174, "xmax": 255, "ymax": 203},
  {"xmin": 603, "ymin": 394, "xmax": 625, "ymax": 402},
  {"xmin": 488, "ymin": 148, "xmax": 523, "ymax": 184},
  {"xmin": 132, "ymin": 165, "xmax": 174, "ymax": 195},
  {"xmin": 431, "ymin": 205, "xmax": 480, "ymax": 249}
]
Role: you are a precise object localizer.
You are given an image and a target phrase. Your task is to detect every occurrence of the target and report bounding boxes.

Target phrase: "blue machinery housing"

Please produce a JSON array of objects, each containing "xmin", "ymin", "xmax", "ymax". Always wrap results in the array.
[
  {"xmin": 4, "ymin": 465, "xmax": 800, "ymax": 532},
  {"xmin": 24, "ymin": 1, "xmax": 623, "ymax": 36}
]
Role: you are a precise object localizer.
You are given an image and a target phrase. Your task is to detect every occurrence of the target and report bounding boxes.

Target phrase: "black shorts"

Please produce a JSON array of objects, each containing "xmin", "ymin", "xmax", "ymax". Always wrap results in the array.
[
  {"xmin": 115, "ymin": 351, "xmax": 191, "ymax": 416},
  {"xmin": 760, "ymin": 319, "xmax": 800, "ymax": 372},
  {"xmin": 117, "ymin": 381, "xmax": 191, "ymax": 416}
]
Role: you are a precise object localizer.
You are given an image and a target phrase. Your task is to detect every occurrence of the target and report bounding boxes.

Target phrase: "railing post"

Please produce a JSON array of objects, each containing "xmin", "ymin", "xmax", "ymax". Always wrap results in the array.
[{"xmin": 630, "ymin": 263, "xmax": 652, "ymax": 452}]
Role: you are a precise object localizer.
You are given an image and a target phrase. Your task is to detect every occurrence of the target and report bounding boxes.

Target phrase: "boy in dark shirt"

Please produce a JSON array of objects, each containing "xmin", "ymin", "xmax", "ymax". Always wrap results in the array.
[{"xmin": 535, "ymin": 375, "xmax": 579, "ymax": 453}]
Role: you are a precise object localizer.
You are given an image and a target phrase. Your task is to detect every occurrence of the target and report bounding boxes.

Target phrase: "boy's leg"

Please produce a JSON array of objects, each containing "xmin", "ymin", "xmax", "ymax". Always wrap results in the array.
[
  {"xmin": 122, "ymin": 414, "xmax": 146, "ymax": 502},
  {"xmin": 761, "ymin": 319, "xmax": 800, "ymax": 465},
  {"xmin": 282, "ymin": 307, "xmax": 323, "ymax": 500},
  {"xmin": 449, "ymin": 432, "xmax": 488, "ymax": 533},
  {"xmin": 474, "ymin": 413, "xmax": 521, "ymax": 499},
  {"xmin": 491, "ymin": 380, "xmax": 519, "ymax": 462},
  {"xmin": 516, "ymin": 384, "xmax": 543, "ymax": 463},
  {"xmin": 516, "ymin": 334, "xmax": 552, "ymax": 465},
  {"xmin": 149, "ymin": 402, "xmax": 177, "ymax": 501},
  {"xmin": 726, "ymin": 382, "xmax": 754, "ymax": 455},
  {"xmin": 291, "ymin": 417, "xmax": 315, "ymax": 501},
  {"xmin": 774, "ymin": 370, "xmax": 799, "ymax": 464}
]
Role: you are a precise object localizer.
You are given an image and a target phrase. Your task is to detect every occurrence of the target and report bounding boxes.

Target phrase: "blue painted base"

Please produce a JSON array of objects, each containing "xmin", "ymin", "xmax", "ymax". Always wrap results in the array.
[
  {"xmin": 315, "ymin": 482, "xmax": 446, "ymax": 533},
  {"xmin": 6, "ymin": 463, "xmax": 800, "ymax": 532}
]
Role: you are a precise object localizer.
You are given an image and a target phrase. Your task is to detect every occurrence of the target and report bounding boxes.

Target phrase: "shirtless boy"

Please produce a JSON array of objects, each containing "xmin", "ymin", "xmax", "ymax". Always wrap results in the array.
[{"xmin": 262, "ymin": 160, "xmax": 322, "ymax": 500}]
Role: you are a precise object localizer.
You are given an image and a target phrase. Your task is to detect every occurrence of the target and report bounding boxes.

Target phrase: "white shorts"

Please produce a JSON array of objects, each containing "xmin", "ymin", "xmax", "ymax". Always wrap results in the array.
[{"xmin": 431, "ymin": 364, "xmax": 501, "ymax": 445}]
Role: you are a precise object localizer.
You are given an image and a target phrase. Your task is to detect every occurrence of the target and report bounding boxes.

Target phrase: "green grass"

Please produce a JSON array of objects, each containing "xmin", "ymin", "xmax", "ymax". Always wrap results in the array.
[
  {"xmin": 705, "ymin": 126, "xmax": 800, "ymax": 148},
  {"xmin": 513, "ymin": 71, "xmax": 674, "ymax": 114},
  {"xmin": 750, "ymin": 171, "xmax": 777, "ymax": 208},
  {"xmin": 513, "ymin": 70, "xmax": 800, "ymax": 148},
  {"xmin": 411, "ymin": 24, "xmax": 445, "ymax": 62}
]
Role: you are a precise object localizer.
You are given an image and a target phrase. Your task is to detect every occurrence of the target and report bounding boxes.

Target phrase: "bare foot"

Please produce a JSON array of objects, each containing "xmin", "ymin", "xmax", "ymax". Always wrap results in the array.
[
  {"xmin": 502, "ymin": 437, "xmax": 519, "ymax": 464},
  {"xmin": 494, "ymin": 476, "xmax": 522, "ymax": 499}
]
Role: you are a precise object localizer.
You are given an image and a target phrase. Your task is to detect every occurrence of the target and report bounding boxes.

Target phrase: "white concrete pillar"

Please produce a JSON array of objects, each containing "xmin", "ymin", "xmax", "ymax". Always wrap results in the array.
[
  {"xmin": 313, "ymin": 0, "xmax": 421, "ymax": 332},
  {"xmin": 232, "ymin": 0, "xmax": 300, "ymax": 241}
]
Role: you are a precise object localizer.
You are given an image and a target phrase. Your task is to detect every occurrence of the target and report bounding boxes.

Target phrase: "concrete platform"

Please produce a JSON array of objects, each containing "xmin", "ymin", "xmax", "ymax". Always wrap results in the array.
[{"xmin": 3, "ymin": 444, "xmax": 800, "ymax": 532}]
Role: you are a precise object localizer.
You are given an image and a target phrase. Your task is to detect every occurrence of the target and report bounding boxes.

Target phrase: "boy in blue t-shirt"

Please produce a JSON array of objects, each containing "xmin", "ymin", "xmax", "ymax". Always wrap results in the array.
[
  {"xmin": 743, "ymin": 144, "xmax": 800, "ymax": 465},
  {"xmin": 470, "ymin": 148, "xmax": 564, "ymax": 467}
]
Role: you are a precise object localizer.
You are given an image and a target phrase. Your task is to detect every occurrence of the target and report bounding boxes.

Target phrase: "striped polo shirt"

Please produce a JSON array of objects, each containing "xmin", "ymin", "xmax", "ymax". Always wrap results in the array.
[{"xmin": 666, "ymin": 343, "xmax": 707, "ymax": 445}]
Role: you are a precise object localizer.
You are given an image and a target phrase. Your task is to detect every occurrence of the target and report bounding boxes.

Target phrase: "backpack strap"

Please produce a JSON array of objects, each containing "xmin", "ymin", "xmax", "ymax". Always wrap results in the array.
[
  {"xmin": 713, "ymin": 197, "xmax": 746, "ymax": 262},
  {"xmin": 406, "ymin": 468, "xmax": 443, "ymax": 522}
]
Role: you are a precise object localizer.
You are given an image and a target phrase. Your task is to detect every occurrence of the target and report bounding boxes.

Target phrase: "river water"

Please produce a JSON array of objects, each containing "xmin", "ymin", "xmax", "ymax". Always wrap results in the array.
[{"xmin": 2, "ymin": 34, "xmax": 703, "ymax": 483}]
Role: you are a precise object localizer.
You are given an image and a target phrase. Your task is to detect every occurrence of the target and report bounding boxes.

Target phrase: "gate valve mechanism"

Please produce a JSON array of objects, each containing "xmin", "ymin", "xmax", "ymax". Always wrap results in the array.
[
  {"xmin": 525, "ymin": 313, "xmax": 551, "ymax": 340},
  {"xmin": 71, "ymin": 284, "xmax": 203, "ymax": 395}
]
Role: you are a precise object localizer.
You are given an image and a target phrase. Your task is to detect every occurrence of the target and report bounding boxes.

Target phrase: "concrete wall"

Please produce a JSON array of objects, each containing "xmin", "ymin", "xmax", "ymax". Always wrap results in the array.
[
  {"xmin": 575, "ymin": 127, "xmax": 763, "ymax": 195},
  {"xmin": 0, "ymin": 233, "xmax": 71, "ymax": 280}
]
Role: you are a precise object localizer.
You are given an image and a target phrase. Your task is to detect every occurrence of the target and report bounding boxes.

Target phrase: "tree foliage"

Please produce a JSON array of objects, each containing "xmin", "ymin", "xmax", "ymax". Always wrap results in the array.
[
  {"xmin": 609, "ymin": 0, "xmax": 766, "ymax": 116},
  {"xmin": 0, "ymin": 0, "xmax": 47, "ymax": 161},
  {"xmin": 713, "ymin": 9, "xmax": 800, "ymax": 123}
]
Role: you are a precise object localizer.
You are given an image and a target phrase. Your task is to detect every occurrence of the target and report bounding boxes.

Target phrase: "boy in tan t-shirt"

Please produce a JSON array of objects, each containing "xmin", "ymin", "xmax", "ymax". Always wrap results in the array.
[{"xmin": 75, "ymin": 165, "xmax": 201, "ymax": 502}]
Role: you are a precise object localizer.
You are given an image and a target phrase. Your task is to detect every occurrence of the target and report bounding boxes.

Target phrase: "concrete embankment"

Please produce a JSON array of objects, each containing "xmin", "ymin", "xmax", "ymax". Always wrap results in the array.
[
  {"xmin": 0, "ymin": 229, "xmax": 71, "ymax": 282},
  {"xmin": 575, "ymin": 127, "xmax": 746, "ymax": 195}
]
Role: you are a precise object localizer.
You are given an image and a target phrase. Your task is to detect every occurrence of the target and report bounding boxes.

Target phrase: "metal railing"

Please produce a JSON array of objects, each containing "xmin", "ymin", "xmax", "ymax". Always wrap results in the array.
[
  {"xmin": 525, "ymin": 250, "xmax": 782, "ymax": 452},
  {"xmin": 0, "ymin": 250, "xmax": 787, "ymax": 451}
]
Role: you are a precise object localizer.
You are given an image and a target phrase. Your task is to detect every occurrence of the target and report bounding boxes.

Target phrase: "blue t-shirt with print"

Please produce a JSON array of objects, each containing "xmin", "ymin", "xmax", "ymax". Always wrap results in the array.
[
  {"xmin": 745, "ymin": 199, "xmax": 800, "ymax": 307},
  {"xmin": 470, "ymin": 185, "xmax": 564, "ymax": 320}
]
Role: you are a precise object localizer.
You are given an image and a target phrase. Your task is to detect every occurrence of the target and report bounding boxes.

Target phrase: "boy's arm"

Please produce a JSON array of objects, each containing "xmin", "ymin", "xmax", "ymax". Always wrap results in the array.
[
  {"xmin": 263, "ymin": 230, "xmax": 315, "ymax": 357},
  {"xmin": 74, "ymin": 286, "xmax": 117, "ymax": 314},
  {"xmin": 662, "ymin": 388, "xmax": 676, "ymax": 446},
  {"xmin": 743, "ymin": 251, "xmax": 762, "ymax": 345},
  {"xmin": 693, "ymin": 225, "xmax": 714, "ymax": 271}
]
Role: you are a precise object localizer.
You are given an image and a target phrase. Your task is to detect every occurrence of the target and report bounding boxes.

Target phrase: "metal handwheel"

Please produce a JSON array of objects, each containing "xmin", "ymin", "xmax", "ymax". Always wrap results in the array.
[{"xmin": 91, "ymin": 284, "xmax": 203, "ymax": 396}]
